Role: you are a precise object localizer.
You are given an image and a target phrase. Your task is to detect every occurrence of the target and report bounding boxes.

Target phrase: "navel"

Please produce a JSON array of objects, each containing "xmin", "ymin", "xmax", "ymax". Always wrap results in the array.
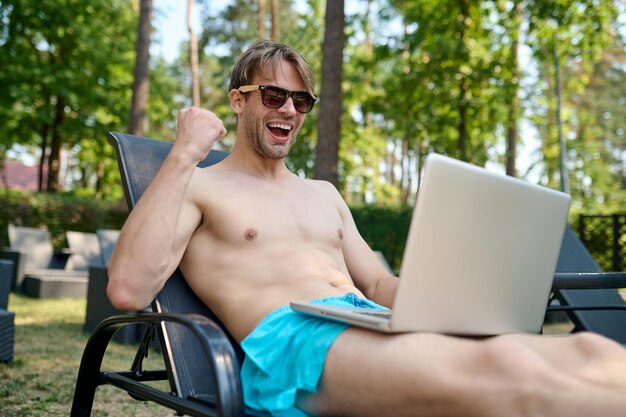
[
  {"xmin": 244, "ymin": 228, "xmax": 258, "ymax": 241},
  {"xmin": 337, "ymin": 228, "xmax": 344, "ymax": 240}
]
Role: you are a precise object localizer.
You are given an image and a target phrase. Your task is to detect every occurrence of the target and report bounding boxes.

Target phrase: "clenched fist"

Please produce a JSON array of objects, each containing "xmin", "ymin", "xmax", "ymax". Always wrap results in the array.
[{"xmin": 174, "ymin": 107, "xmax": 227, "ymax": 163}]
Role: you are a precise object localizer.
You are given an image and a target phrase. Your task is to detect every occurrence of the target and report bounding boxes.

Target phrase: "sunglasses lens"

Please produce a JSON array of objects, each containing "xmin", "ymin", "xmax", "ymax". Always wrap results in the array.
[
  {"xmin": 261, "ymin": 87, "xmax": 288, "ymax": 109},
  {"xmin": 293, "ymin": 92, "xmax": 314, "ymax": 114}
]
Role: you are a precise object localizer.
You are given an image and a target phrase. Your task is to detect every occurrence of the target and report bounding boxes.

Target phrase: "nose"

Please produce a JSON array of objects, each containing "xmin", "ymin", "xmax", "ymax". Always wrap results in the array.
[{"xmin": 277, "ymin": 96, "xmax": 298, "ymax": 115}]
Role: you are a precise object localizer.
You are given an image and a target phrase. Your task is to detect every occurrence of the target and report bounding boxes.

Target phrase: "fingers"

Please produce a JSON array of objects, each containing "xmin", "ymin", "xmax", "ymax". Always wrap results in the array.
[
  {"xmin": 218, "ymin": 123, "xmax": 227, "ymax": 138},
  {"xmin": 176, "ymin": 106, "xmax": 227, "ymax": 141},
  {"xmin": 172, "ymin": 107, "xmax": 228, "ymax": 162}
]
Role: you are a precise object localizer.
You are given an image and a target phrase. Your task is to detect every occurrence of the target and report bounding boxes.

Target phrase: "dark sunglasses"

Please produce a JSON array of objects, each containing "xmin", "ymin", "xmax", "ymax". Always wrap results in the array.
[{"xmin": 238, "ymin": 85, "xmax": 317, "ymax": 114}]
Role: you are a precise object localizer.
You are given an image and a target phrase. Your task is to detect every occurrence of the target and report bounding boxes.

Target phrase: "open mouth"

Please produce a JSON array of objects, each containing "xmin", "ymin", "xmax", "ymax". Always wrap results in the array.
[{"xmin": 267, "ymin": 122, "xmax": 292, "ymax": 139}]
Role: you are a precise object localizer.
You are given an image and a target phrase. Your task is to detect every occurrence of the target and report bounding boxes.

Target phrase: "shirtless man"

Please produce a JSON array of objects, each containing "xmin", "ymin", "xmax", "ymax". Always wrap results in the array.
[{"xmin": 108, "ymin": 39, "xmax": 626, "ymax": 417}]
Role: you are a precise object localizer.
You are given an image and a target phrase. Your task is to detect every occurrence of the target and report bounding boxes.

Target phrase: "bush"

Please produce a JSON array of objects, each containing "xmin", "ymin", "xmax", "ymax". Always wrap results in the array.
[
  {"xmin": 0, "ymin": 189, "xmax": 128, "ymax": 248},
  {"xmin": 351, "ymin": 205, "xmax": 413, "ymax": 273}
]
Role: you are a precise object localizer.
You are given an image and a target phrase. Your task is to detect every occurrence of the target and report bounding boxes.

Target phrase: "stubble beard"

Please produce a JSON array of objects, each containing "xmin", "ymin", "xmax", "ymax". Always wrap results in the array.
[{"xmin": 243, "ymin": 110, "xmax": 298, "ymax": 160}]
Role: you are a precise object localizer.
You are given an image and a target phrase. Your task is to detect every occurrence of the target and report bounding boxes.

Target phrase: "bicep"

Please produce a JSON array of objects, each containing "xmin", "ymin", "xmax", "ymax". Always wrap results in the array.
[{"xmin": 170, "ymin": 198, "xmax": 203, "ymax": 266}]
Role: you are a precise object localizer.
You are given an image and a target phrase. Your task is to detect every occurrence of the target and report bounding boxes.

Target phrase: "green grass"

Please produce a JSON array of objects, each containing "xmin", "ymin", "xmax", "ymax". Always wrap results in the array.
[{"xmin": 0, "ymin": 294, "xmax": 175, "ymax": 417}]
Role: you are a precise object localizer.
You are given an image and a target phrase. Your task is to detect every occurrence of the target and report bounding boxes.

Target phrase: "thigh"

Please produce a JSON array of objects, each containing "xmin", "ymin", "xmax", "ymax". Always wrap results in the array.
[
  {"xmin": 299, "ymin": 329, "xmax": 626, "ymax": 417},
  {"xmin": 299, "ymin": 328, "xmax": 486, "ymax": 417}
]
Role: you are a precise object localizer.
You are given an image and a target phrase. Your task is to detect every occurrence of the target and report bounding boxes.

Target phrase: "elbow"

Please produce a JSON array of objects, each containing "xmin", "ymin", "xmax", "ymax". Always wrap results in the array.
[
  {"xmin": 106, "ymin": 269, "xmax": 152, "ymax": 311},
  {"xmin": 106, "ymin": 249, "xmax": 171, "ymax": 311}
]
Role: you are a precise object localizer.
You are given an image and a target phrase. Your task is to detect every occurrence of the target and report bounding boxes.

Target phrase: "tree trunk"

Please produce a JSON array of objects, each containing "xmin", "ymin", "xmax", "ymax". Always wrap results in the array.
[
  {"xmin": 544, "ymin": 62, "xmax": 557, "ymax": 186},
  {"xmin": 457, "ymin": 0, "xmax": 469, "ymax": 162},
  {"xmin": 258, "ymin": 0, "xmax": 266, "ymax": 38},
  {"xmin": 188, "ymin": 0, "xmax": 201, "ymax": 107},
  {"xmin": 505, "ymin": 0, "xmax": 522, "ymax": 177},
  {"xmin": 37, "ymin": 123, "xmax": 49, "ymax": 191},
  {"xmin": 458, "ymin": 85, "xmax": 468, "ymax": 161},
  {"xmin": 401, "ymin": 139, "xmax": 410, "ymax": 205},
  {"xmin": 314, "ymin": 1, "xmax": 345, "ymax": 187},
  {"xmin": 0, "ymin": 158, "xmax": 6, "ymax": 189},
  {"xmin": 128, "ymin": 0, "xmax": 153, "ymax": 135},
  {"xmin": 94, "ymin": 159, "xmax": 105, "ymax": 200},
  {"xmin": 401, "ymin": 16, "xmax": 411, "ymax": 205},
  {"xmin": 46, "ymin": 96, "xmax": 65, "ymax": 192},
  {"xmin": 270, "ymin": 0, "xmax": 280, "ymax": 39}
]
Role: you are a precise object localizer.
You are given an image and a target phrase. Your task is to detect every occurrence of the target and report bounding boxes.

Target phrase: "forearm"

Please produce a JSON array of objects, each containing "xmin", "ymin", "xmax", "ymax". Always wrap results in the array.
[{"xmin": 371, "ymin": 274, "xmax": 399, "ymax": 308}]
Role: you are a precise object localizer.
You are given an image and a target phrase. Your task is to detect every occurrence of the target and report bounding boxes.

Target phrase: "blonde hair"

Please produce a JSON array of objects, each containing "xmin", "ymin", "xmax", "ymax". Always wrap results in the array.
[{"xmin": 229, "ymin": 39, "xmax": 315, "ymax": 94}]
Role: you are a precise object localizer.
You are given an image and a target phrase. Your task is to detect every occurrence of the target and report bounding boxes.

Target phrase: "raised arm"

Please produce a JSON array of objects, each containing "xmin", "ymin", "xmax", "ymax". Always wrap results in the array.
[
  {"xmin": 107, "ymin": 107, "xmax": 227, "ymax": 311},
  {"xmin": 334, "ymin": 188, "xmax": 399, "ymax": 308}
]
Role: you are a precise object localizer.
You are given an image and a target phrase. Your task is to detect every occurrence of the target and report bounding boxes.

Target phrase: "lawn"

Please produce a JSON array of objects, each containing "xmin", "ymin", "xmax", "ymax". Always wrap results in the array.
[{"xmin": 0, "ymin": 294, "xmax": 174, "ymax": 417}]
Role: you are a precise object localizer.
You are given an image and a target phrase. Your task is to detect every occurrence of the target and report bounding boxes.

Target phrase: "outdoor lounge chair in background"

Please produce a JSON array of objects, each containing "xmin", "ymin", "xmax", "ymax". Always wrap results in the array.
[
  {"xmin": 1, "ymin": 224, "xmax": 66, "ymax": 290},
  {"xmin": 1, "ymin": 225, "xmax": 88, "ymax": 298},
  {"xmin": 71, "ymin": 132, "xmax": 626, "ymax": 417},
  {"xmin": 550, "ymin": 227, "xmax": 626, "ymax": 344},
  {"xmin": 0, "ymin": 259, "xmax": 15, "ymax": 364},
  {"xmin": 96, "ymin": 229, "xmax": 120, "ymax": 267},
  {"xmin": 66, "ymin": 231, "xmax": 105, "ymax": 272}
]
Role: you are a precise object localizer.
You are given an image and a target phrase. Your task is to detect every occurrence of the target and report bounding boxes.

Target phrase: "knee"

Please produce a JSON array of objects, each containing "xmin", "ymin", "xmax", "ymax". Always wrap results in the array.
[
  {"xmin": 569, "ymin": 331, "xmax": 605, "ymax": 350},
  {"xmin": 481, "ymin": 337, "xmax": 529, "ymax": 365},
  {"xmin": 479, "ymin": 337, "xmax": 550, "ymax": 378},
  {"xmin": 567, "ymin": 331, "xmax": 621, "ymax": 356},
  {"xmin": 466, "ymin": 338, "xmax": 556, "ymax": 415}
]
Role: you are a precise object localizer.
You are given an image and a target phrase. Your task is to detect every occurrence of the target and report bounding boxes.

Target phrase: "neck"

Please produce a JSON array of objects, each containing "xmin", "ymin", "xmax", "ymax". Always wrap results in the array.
[{"xmin": 228, "ymin": 138, "xmax": 291, "ymax": 180}]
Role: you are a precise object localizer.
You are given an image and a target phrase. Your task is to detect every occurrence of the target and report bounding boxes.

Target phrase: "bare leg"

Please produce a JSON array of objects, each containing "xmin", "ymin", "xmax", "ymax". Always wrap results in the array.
[{"xmin": 300, "ymin": 329, "xmax": 626, "ymax": 417}]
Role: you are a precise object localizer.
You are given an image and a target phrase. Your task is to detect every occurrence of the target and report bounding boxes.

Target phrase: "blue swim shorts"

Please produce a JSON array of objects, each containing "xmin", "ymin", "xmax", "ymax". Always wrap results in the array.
[{"xmin": 240, "ymin": 292, "xmax": 387, "ymax": 416}]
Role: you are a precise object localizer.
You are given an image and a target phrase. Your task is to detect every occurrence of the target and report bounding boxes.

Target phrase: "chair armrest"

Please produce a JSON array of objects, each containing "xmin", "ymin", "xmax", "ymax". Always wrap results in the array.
[
  {"xmin": 549, "ymin": 272, "xmax": 626, "ymax": 314},
  {"xmin": 72, "ymin": 312, "xmax": 244, "ymax": 417},
  {"xmin": 552, "ymin": 272, "xmax": 626, "ymax": 290}
]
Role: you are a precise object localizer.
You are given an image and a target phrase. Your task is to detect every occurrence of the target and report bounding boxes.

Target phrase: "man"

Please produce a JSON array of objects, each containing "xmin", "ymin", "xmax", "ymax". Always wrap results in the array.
[{"xmin": 108, "ymin": 39, "xmax": 626, "ymax": 417}]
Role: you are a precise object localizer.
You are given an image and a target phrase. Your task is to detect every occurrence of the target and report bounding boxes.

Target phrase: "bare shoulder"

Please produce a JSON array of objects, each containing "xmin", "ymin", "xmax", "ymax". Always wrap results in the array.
[
  {"xmin": 303, "ymin": 178, "xmax": 343, "ymax": 199},
  {"xmin": 186, "ymin": 163, "xmax": 232, "ymax": 199},
  {"xmin": 303, "ymin": 178, "xmax": 350, "ymax": 213}
]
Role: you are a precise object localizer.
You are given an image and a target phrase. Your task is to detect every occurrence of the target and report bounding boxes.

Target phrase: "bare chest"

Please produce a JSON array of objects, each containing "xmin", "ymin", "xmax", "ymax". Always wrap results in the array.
[{"xmin": 199, "ymin": 179, "xmax": 344, "ymax": 246}]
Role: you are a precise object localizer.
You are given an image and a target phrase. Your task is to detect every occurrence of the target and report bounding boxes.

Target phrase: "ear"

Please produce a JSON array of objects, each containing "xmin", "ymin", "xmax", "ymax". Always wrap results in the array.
[{"xmin": 229, "ymin": 89, "xmax": 244, "ymax": 115}]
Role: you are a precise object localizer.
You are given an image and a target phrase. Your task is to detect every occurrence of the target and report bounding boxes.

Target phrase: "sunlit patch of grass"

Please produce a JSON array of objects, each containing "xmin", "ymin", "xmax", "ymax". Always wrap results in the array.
[{"xmin": 0, "ymin": 294, "xmax": 174, "ymax": 417}]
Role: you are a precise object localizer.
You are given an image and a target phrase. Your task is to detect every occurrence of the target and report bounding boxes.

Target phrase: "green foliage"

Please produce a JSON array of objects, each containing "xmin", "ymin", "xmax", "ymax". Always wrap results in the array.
[
  {"xmin": 0, "ymin": 0, "xmax": 194, "ymax": 199},
  {"xmin": 523, "ymin": 0, "xmax": 621, "ymax": 191},
  {"xmin": 0, "ymin": 189, "xmax": 127, "ymax": 248},
  {"xmin": 350, "ymin": 204, "xmax": 413, "ymax": 272},
  {"xmin": 0, "ymin": 0, "xmax": 625, "ymax": 212},
  {"xmin": 566, "ymin": 35, "xmax": 626, "ymax": 213},
  {"xmin": 0, "ymin": 0, "xmax": 137, "ymax": 194}
]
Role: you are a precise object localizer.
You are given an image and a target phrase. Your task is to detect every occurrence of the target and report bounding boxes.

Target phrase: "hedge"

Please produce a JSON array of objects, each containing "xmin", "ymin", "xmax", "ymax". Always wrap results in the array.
[
  {"xmin": 0, "ymin": 189, "xmax": 128, "ymax": 249},
  {"xmin": 351, "ymin": 205, "xmax": 412, "ymax": 273}
]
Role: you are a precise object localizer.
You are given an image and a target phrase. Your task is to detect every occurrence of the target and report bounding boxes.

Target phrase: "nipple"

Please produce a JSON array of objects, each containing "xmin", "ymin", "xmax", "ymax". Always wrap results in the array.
[
  {"xmin": 244, "ymin": 228, "xmax": 257, "ymax": 241},
  {"xmin": 337, "ymin": 228, "xmax": 344, "ymax": 240}
]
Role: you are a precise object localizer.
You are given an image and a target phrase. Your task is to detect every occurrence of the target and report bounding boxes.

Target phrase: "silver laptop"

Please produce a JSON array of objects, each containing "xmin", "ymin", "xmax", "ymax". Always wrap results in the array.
[{"xmin": 291, "ymin": 153, "xmax": 571, "ymax": 335}]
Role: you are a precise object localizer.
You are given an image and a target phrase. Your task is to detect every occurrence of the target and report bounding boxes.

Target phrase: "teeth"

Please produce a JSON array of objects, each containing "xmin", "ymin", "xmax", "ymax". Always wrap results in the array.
[{"xmin": 267, "ymin": 123, "xmax": 292, "ymax": 131}]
